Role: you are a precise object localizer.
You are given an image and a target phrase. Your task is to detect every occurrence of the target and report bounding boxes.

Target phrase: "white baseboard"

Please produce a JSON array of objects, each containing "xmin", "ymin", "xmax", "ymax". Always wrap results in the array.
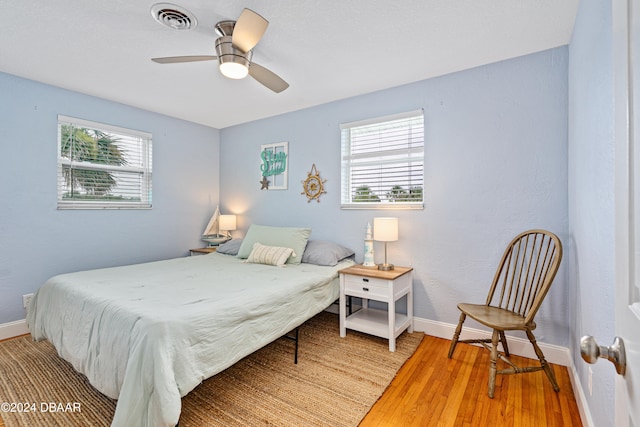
[
  {"xmin": 0, "ymin": 319, "xmax": 29, "ymax": 341},
  {"xmin": 566, "ymin": 357, "xmax": 595, "ymax": 427},
  {"xmin": 0, "ymin": 314, "xmax": 577, "ymax": 369},
  {"xmin": 412, "ymin": 317, "xmax": 570, "ymax": 366}
]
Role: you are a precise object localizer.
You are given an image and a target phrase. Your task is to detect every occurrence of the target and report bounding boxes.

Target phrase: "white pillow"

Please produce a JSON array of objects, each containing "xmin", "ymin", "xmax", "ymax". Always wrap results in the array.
[{"xmin": 245, "ymin": 242, "xmax": 295, "ymax": 267}]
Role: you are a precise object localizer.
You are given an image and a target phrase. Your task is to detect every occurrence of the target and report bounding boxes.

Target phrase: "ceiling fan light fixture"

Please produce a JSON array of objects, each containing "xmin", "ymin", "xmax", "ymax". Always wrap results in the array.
[
  {"xmin": 152, "ymin": 10, "xmax": 288, "ymax": 92},
  {"xmin": 220, "ymin": 61, "xmax": 249, "ymax": 79},
  {"xmin": 215, "ymin": 35, "xmax": 251, "ymax": 79}
]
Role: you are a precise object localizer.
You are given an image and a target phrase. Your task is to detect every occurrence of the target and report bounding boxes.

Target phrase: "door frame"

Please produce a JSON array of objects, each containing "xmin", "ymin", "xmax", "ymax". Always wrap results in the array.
[{"xmin": 614, "ymin": 0, "xmax": 640, "ymax": 425}]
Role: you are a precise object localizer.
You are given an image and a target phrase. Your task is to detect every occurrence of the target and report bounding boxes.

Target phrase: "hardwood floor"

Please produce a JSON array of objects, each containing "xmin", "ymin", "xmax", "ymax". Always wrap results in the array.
[
  {"xmin": 0, "ymin": 334, "xmax": 582, "ymax": 427},
  {"xmin": 359, "ymin": 334, "xmax": 582, "ymax": 427}
]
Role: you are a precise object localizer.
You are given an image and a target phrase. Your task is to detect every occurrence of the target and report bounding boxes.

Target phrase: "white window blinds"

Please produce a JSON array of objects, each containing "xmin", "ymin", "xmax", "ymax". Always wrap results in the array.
[
  {"xmin": 57, "ymin": 115, "xmax": 152, "ymax": 209},
  {"xmin": 340, "ymin": 110, "xmax": 424, "ymax": 209}
]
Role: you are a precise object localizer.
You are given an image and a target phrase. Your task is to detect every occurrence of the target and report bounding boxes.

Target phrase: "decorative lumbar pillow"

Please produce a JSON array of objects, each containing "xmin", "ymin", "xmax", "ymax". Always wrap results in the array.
[
  {"xmin": 216, "ymin": 239, "xmax": 243, "ymax": 256},
  {"xmin": 301, "ymin": 240, "xmax": 355, "ymax": 266},
  {"xmin": 237, "ymin": 224, "xmax": 311, "ymax": 265},
  {"xmin": 245, "ymin": 243, "xmax": 295, "ymax": 267}
]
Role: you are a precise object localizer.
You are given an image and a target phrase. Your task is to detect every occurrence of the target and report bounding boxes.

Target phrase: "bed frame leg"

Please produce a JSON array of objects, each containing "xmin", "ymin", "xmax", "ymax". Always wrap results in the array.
[
  {"xmin": 284, "ymin": 326, "xmax": 300, "ymax": 364},
  {"xmin": 294, "ymin": 327, "xmax": 299, "ymax": 364}
]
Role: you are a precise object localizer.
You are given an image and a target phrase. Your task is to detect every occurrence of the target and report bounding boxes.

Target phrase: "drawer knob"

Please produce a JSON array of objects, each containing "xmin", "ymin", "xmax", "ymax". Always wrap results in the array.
[
  {"xmin": 362, "ymin": 287, "xmax": 369, "ymax": 291},
  {"xmin": 362, "ymin": 278, "xmax": 369, "ymax": 283}
]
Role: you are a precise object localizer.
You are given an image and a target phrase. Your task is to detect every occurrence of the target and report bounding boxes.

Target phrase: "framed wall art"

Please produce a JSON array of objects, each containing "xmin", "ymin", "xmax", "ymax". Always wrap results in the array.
[{"xmin": 259, "ymin": 141, "xmax": 288, "ymax": 190}]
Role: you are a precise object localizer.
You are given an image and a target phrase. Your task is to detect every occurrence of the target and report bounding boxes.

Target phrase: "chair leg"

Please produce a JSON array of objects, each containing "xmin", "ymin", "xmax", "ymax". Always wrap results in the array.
[
  {"xmin": 448, "ymin": 312, "xmax": 466, "ymax": 358},
  {"xmin": 499, "ymin": 331, "xmax": 510, "ymax": 357},
  {"xmin": 526, "ymin": 330, "xmax": 560, "ymax": 392},
  {"xmin": 488, "ymin": 329, "xmax": 500, "ymax": 398}
]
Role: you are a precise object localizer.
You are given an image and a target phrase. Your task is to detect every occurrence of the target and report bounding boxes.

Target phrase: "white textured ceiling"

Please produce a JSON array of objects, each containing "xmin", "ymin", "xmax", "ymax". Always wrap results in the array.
[{"xmin": 0, "ymin": 0, "xmax": 578, "ymax": 129}]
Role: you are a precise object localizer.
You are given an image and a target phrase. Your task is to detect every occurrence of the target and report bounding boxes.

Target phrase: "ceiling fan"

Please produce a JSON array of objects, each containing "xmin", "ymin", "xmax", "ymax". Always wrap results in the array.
[{"xmin": 152, "ymin": 8, "xmax": 289, "ymax": 93}]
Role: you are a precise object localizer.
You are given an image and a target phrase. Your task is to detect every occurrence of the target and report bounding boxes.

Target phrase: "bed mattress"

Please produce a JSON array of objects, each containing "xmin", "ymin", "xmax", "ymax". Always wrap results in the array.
[{"xmin": 27, "ymin": 252, "xmax": 354, "ymax": 426}]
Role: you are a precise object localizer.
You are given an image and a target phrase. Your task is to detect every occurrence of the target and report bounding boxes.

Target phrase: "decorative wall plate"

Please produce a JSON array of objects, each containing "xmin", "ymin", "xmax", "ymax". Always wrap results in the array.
[{"xmin": 301, "ymin": 164, "xmax": 327, "ymax": 203}]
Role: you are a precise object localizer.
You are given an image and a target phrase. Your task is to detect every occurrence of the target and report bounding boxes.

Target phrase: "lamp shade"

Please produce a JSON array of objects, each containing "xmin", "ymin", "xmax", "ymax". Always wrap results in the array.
[
  {"xmin": 373, "ymin": 217, "xmax": 398, "ymax": 242},
  {"xmin": 219, "ymin": 214, "xmax": 237, "ymax": 231}
]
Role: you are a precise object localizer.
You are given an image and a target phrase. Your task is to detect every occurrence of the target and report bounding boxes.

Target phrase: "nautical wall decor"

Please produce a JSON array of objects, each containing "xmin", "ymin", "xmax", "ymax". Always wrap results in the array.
[
  {"xmin": 301, "ymin": 163, "xmax": 327, "ymax": 203},
  {"xmin": 259, "ymin": 176, "xmax": 270, "ymax": 190},
  {"xmin": 260, "ymin": 142, "xmax": 288, "ymax": 190}
]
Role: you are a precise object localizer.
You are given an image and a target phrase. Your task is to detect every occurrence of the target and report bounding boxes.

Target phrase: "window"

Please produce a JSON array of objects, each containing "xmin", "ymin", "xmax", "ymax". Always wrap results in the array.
[
  {"xmin": 57, "ymin": 115, "xmax": 152, "ymax": 209},
  {"xmin": 340, "ymin": 110, "xmax": 424, "ymax": 209}
]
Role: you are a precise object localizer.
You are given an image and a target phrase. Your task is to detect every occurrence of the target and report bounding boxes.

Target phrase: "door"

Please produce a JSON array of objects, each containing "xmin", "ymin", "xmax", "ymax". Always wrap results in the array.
[{"xmin": 614, "ymin": 0, "xmax": 640, "ymax": 425}]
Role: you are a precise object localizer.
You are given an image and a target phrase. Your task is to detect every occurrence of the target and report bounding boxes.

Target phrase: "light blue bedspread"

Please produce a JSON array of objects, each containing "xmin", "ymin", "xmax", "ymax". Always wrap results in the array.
[{"xmin": 27, "ymin": 253, "xmax": 354, "ymax": 426}]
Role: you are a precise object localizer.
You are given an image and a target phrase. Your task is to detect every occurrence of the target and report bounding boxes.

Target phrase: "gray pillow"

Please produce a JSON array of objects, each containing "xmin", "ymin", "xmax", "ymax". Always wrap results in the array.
[
  {"xmin": 301, "ymin": 240, "xmax": 355, "ymax": 266},
  {"xmin": 216, "ymin": 239, "xmax": 243, "ymax": 256}
]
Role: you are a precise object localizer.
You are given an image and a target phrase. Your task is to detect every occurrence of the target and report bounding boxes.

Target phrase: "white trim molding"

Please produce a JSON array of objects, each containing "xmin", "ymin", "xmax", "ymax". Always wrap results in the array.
[
  {"xmin": 566, "ymin": 356, "xmax": 596, "ymax": 427},
  {"xmin": 0, "ymin": 319, "xmax": 29, "ymax": 341},
  {"xmin": 0, "ymin": 314, "xmax": 574, "ymax": 367},
  {"xmin": 412, "ymin": 316, "xmax": 570, "ymax": 366}
]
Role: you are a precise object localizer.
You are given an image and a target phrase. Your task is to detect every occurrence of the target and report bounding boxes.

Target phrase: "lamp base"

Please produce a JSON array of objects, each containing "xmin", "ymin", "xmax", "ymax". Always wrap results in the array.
[{"xmin": 377, "ymin": 263, "xmax": 394, "ymax": 271}]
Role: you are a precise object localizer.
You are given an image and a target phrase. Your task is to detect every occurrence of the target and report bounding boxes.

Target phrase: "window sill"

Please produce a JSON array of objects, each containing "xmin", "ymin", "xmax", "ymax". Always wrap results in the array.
[{"xmin": 340, "ymin": 203, "xmax": 423, "ymax": 210}]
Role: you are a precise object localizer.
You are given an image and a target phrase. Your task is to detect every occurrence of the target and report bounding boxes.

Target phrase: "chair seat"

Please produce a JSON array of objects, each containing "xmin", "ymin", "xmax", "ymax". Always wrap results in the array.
[{"xmin": 457, "ymin": 303, "xmax": 536, "ymax": 331}]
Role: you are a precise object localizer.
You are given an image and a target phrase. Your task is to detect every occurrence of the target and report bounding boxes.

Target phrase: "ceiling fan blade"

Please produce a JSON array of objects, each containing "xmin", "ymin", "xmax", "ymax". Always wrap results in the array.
[
  {"xmin": 151, "ymin": 55, "xmax": 217, "ymax": 64},
  {"xmin": 232, "ymin": 8, "xmax": 268, "ymax": 52},
  {"xmin": 249, "ymin": 62, "xmax": 289, "ymax": 93}
]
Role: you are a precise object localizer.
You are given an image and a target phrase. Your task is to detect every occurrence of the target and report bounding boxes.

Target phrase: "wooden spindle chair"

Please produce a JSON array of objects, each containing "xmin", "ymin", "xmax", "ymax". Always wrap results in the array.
[{"xmin": 447, "ymin": 229, "xmax": 563, "ymax": 398}]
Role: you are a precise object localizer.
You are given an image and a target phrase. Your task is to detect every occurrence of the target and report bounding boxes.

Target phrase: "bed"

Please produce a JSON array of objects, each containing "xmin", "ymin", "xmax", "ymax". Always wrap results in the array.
[{"xmin": 26, "ymin": 226, "xmax": 355, "ymax": 427}]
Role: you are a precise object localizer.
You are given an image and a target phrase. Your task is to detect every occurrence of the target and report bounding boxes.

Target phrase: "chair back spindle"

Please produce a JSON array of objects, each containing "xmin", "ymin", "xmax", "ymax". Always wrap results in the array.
[{"xmin": 485, "ymin": 230, "xmax": 562, "ymax": 325}]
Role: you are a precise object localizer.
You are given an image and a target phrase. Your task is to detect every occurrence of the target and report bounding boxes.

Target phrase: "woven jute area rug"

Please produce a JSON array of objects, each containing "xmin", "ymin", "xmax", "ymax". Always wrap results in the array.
[{"xmin": 0, "ymin": 312, "xmax": 422, "ymax": 427}]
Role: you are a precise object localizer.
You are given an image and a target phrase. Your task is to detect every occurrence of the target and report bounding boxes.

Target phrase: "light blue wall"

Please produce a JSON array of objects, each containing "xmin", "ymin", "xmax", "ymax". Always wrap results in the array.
[
  {"xmin": 220, "ymin": 47, "xmax": 570, "ymax": 345},
  {"xmin": 568, "ymin": 0, "xmax": 615, "ymax": 425},
  {"xmin": 0, "ymin": 72, "xmax": 220, "ymax": 324}
]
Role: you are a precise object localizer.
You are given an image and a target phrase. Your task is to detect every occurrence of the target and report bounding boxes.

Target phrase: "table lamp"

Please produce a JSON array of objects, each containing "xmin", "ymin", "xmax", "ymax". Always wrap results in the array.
[
  {"xmin": 202, "ymin": 207, "xmax": 237, "ymax": 246},
  {"xmin": 373, "ymin": 217, "xmax": 398, "ymax": 271},
  {"xmin": 218, "ymin": 214, "xmax": 237, "ymax": 240}
]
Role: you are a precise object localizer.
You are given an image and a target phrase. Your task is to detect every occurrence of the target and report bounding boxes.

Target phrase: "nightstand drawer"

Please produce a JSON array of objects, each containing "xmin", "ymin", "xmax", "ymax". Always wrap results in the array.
[{"xmin": 344, "ymin": 276, "xmax": 389, "ymax": 299}]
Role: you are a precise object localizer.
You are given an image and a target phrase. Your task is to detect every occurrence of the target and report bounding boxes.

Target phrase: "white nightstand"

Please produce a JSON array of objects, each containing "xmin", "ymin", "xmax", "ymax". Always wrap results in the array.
[{"xmin": 339, "ymin": 264, "xmax": 413, "ymax": 352}]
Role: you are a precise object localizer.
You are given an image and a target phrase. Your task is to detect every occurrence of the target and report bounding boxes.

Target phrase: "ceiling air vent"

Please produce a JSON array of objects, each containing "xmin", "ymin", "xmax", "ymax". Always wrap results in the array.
[{"xmin": 150, "ymin": 3, "xmax": 197, "ymax": 30}]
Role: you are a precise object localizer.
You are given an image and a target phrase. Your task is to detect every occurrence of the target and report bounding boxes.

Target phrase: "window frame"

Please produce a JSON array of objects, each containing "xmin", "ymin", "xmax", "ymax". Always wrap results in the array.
[
  {"xmin": 340, "ymin": 109, "xmax": 424, "ymax": 210},
  {"xmin": 57, "ymin": 115, "xmax": 153, "ymax": 210}
]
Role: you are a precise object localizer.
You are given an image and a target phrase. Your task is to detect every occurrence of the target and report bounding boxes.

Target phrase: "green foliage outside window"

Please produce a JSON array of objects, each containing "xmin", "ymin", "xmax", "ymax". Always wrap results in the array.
[
  {"xmin": 386, "ymin": 185, "xmax": 423, "ymax": 202},
  {"xmin": 353, "ymin": 185, "xmax": 381, "ymax": 202},
  {"xmin": 60, "ymin": 125, "xmax": 127, "ymax": 200},
  {"xmin": 354, "ymin": 185, "xmax": 423, "ymax": 203}
]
